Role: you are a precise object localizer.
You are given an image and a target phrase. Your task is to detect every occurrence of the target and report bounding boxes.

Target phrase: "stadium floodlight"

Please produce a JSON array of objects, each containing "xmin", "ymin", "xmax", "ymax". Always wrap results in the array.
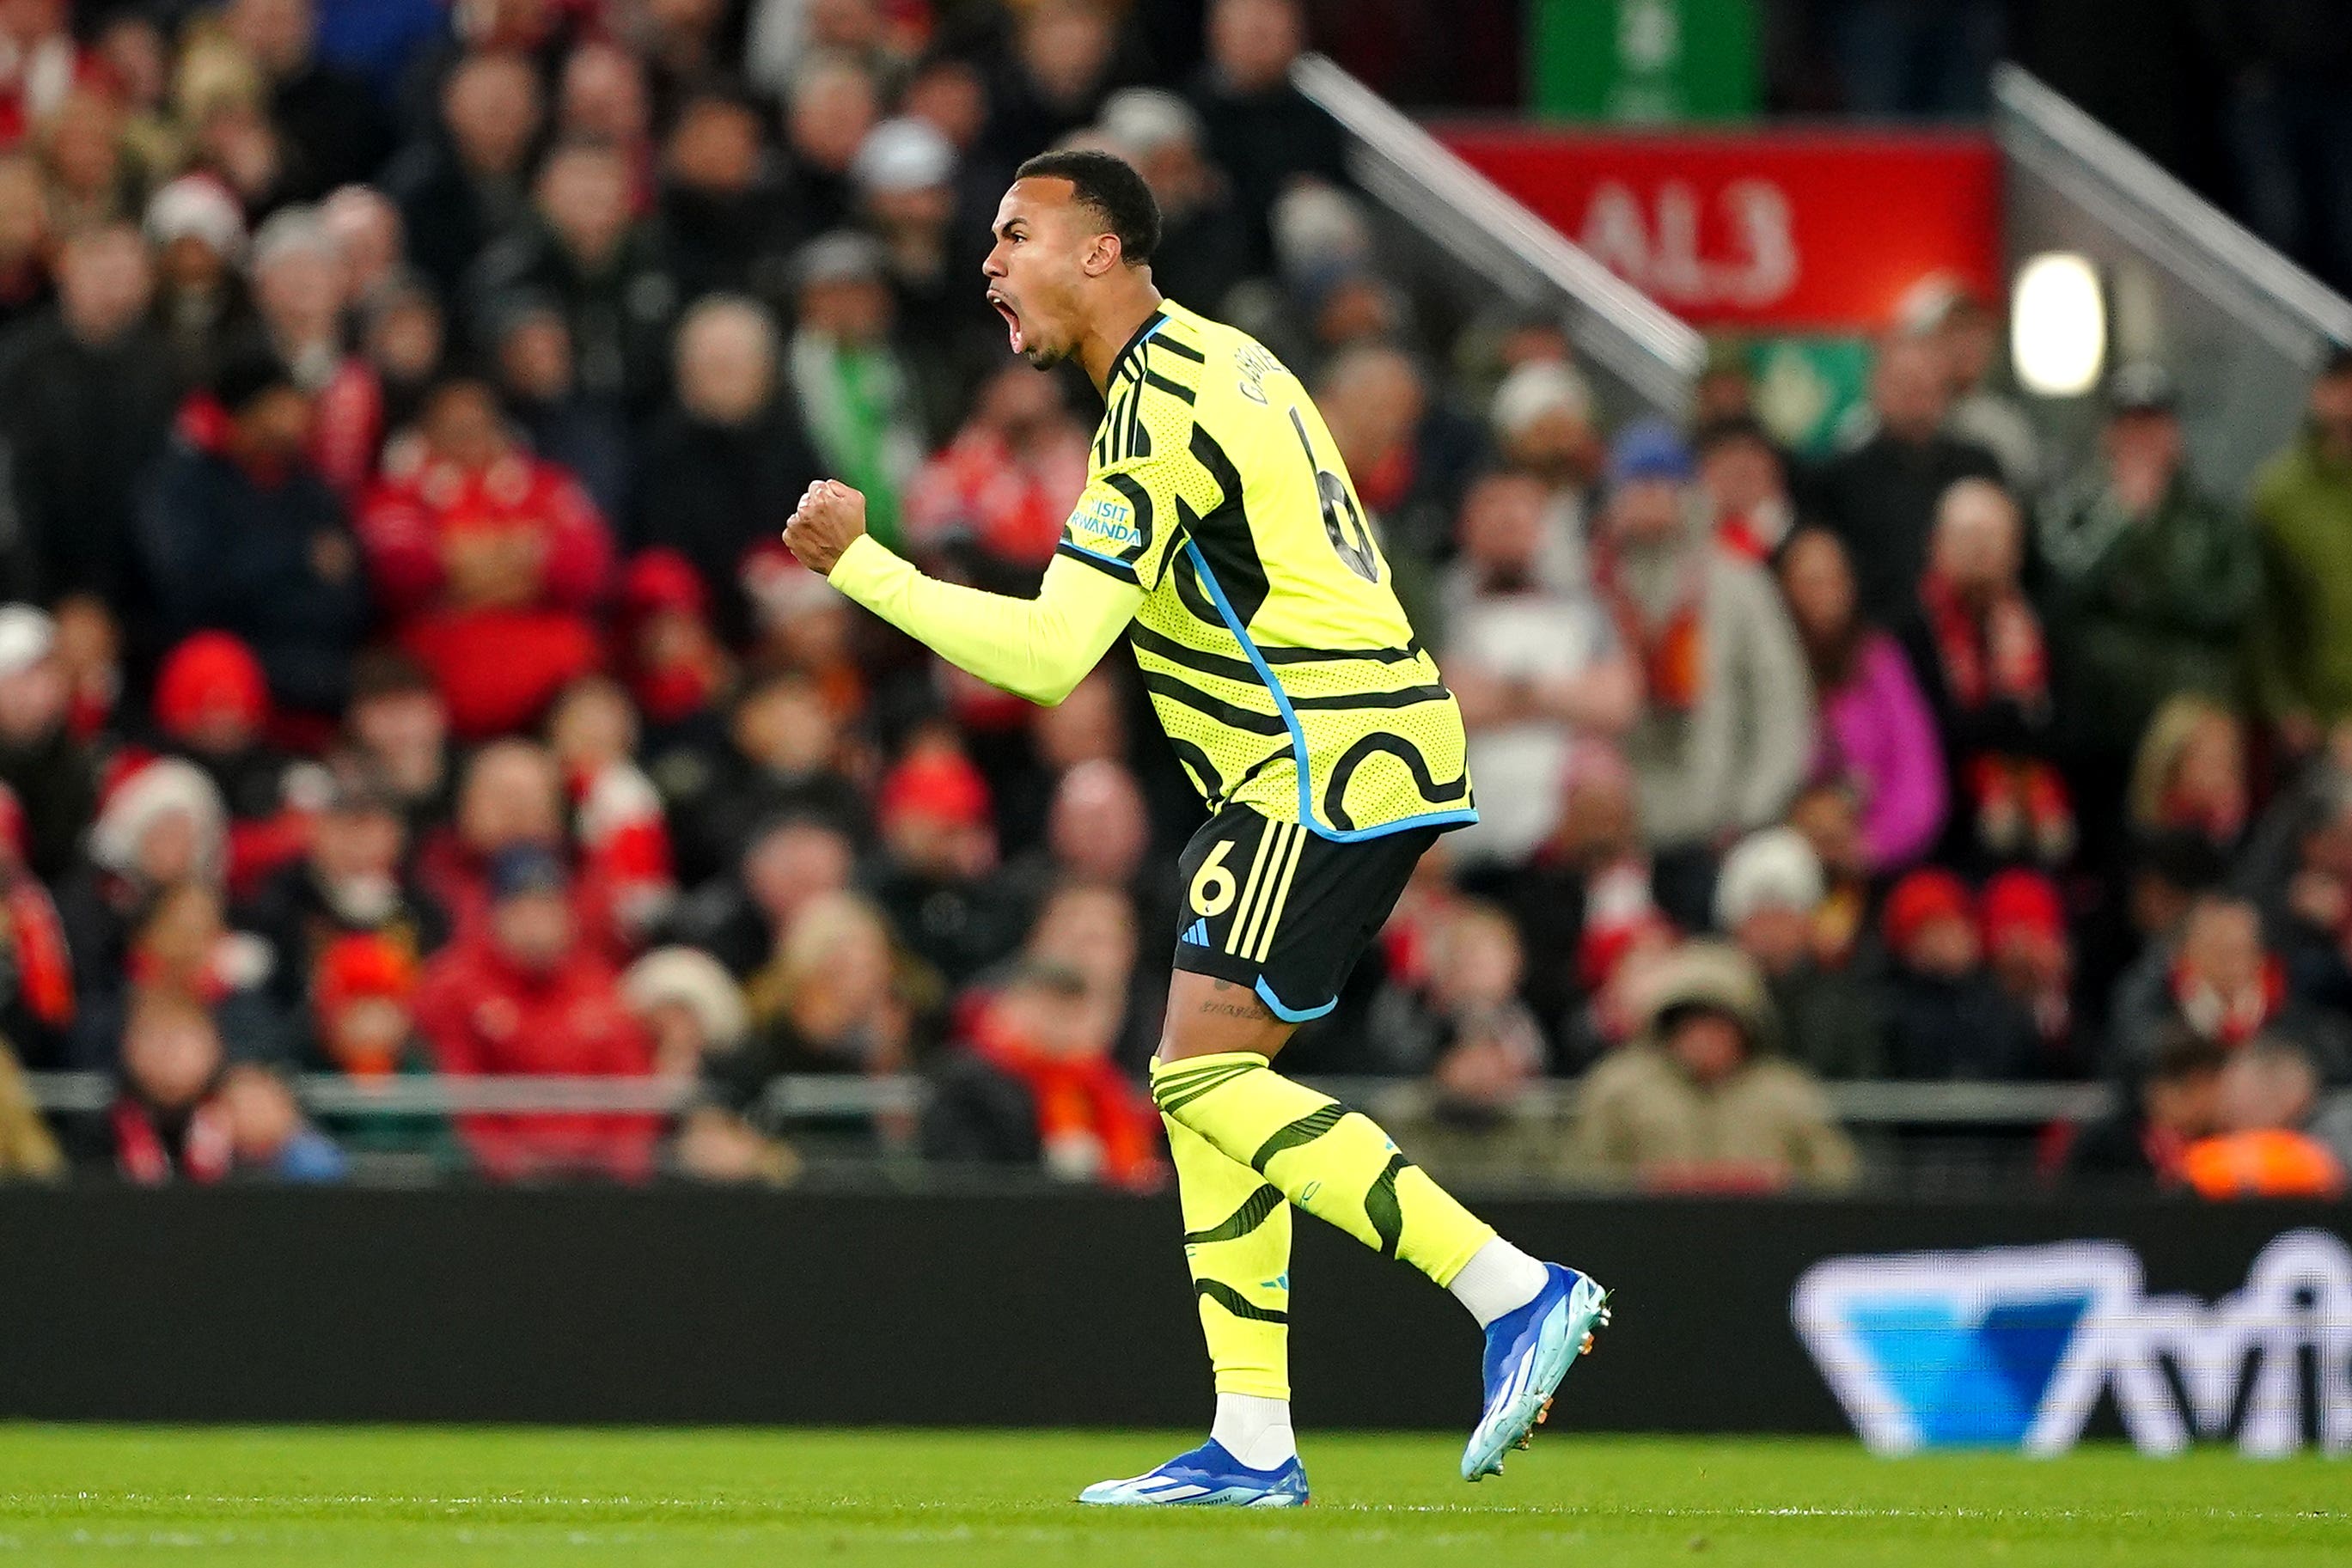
[{"xmin": 2010, "ymin": 252, "xmax": 2105, "ymax": 397}]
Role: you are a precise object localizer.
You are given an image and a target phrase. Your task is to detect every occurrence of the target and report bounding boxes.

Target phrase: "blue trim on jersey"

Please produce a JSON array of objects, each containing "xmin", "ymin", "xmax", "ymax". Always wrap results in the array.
[
  {"xmin": 1056, "ymin": 538, "xmax": 1140, "ymax": 577},
  {"xmin": 1181, "ymin": 541, "xmax": 1479, "ymax": 843},
  {"xmin": 1255, "ymin": 977, "xmax": 1339, "ymax": 1022}
]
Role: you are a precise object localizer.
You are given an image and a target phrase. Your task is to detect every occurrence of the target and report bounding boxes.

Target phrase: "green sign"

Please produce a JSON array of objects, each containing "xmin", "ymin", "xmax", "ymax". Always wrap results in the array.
[{"xmin": 1530, "ymin": 0, "xmax": 1760, "ymax": 124}]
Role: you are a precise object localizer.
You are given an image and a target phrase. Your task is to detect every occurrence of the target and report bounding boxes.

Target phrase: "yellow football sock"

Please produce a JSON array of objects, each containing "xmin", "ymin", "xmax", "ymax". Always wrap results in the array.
[
  {"xmin": 1152, "ymin": 1052, "xmax": 1495, "ymax": 1289},
  {"xmin": 1166, "ymin": 1112, "xmax": 1292, "ymax": 1400}
]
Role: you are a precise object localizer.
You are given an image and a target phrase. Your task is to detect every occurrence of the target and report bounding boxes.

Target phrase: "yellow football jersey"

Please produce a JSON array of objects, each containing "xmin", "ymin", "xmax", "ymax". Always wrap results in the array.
[{"xmin": 1055, "ymin": 301, "xmax": 1475, "ymax": 840}]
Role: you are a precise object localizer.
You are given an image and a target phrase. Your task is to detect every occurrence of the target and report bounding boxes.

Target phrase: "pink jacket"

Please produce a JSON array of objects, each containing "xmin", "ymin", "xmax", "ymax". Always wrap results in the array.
[{"xmin": 1817, "ymin": 632, "xmax": 1947, "ymax": 872}]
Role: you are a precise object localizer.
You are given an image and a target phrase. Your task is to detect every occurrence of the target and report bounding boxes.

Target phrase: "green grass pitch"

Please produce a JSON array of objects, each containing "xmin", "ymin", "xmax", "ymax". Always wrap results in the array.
[{"xmin": 0, "ymin": 1426, "xmax": 2342, "ymax": 1566}]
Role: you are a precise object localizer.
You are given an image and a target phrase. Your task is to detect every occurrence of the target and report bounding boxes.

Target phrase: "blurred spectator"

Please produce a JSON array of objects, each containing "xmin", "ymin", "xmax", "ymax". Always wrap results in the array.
[
  {"xmin": 382, "ymin": 51, "xmax": 542, "ymax": 293},
  {"xmin": 554, "ymin": 39, "xmax": 652, "ymax": 196},
  {"xmin": 1980, "ymin": 867, "xmax": 2085, "ymax": 1079},
  {"xmin": 635, "ymin": 294, "xmax": 822, "ymax": 638},
  {"xmin": 413, "ymin": 843, "xmax": 659, "ymax": 1182},
  {"xmin": 247, "ymin": 204, "xmax": 382, "ymax": 494},
  {"xmin": 922, "ymin": 958, "xmax": 1164, "ymax": 1188},
  {"xmin": 1787, "ymin": 778, "xmax": 1874, "ymax": 970},
  {"xmin": 0, "ymin": 223, "xmax": 176, "ymax": 613},
  {"xmin": 903, "ymin": 359, "xmax": 1090, "ymax": 574},
  {"xmin": 39, "ymin": 76, "xmax": 144, "ymax": 234},
  {"xmin": 2182, "ymin": 1034, "xmax": 2346, "ymax": 1198},
  {"xmin": 871, "ymin": 736, "xmax": 1029, "ymax": 985},
  {"xmin": 1911, "ymin": 283, "xmax": 2041, "ymax": 493},
  {"xmin": 1700, "ymin": 415, "xmax": 1797, "ymax": 564},
  {"xmin": 1488, "ymin": 365, "xmax": 1603, "ymax": 571},
  {"xmin": 1440, "ymin": 468, "xmax": 1640, "ymax": 869},
  {"xmin": 981, "ymin": 0, "xmax": 1128, "ymax": 186},
  {"xmin": 1571, "ymin": 940, "xmax": 1857, "ymax": 1191},
  {"xmin": 91, "ymin": 998, "xmax": 235, "ymax": 1185},
  {"xmin": 2251, "ymin": 348, "xmax": 2352, "ymax": 754},
  {"xmin": 1188, "ymin": 0, "xmax": 1347, "ymax": 269},
  {"xmin": 357, "ymin": 269, "xmax": 446, "ymax": 446},
  {"xmin": 239, "ymin": 773, "xmax": 444, "ymax": 1020},
  {"xmin": 1598, "ymin": 421, "xmax": 1811, "ymax": 905},
  {"xmin": 1367, "ymin": 900, "xmax": 1549, "ymax": 1080},
  {"xmin": 2043, "ymin": 363, "xmax": 2260, "ymax": 813},
  {"xmin": 70, "ymin": 878, "xmax": 289, "ymax": 1072},
  {"xmin": 0, "ymin": 606, "xmax": 97, "ymax": 882},
  {"xmin": 780, "ymin": 52, "xmax": 882, "ymax": 242},
  {"xmin": 342, "ymin": 650, "xmax": 454, "ymax": 843},
  {"xmin": 1879, "ymin": 869, "xmax": 2037, "ymax": 1079},
  {"xmin": 547, "ymin": 676, "xmax": 678, "ymax": 946},
  {"xmin": 143, "ymin": 174, "xmax": 253, "ymax": 388},
  {"xmin": 358, "ymin": 375, "xmax": 614, "ymax": 739},
  {"xmin": 1098, "ymin": 87, "xmax": 1251, "ymax": 314},
  {"xmin": 0, "ymin": 1025, "xmax": 61, "ymax": 1179},
  {"xmin": 2109, "ymin": 893, "xmax": 2351, "ymax": 1080},
  {"xmin": 140, "ymin": 351, "xmax": 371, "ymax": 723},
  {"xmin": 614, "ymin": 550, "xmax": 732, "ymax": 743},
  {"xmin": 660, "ymin": 87, "xmax": 796, "ymax": 302},
  {"xmin": 148, "ymin": 631, "xmax": 313, "ymax": 897},
  {"xmin": 730, "ymin": 888, "xmax": 925, "ymax": 1110},
  {"xmin": 414, "ymin": 738, "xmax": 624, "ymax": 962},
  {"xmin": 1716, "ymin": 827, "xmax": 1883, "ymax": 1080},
  {"xmin": 320, "ymin": 185, "xmax": 404, "ymax": 308},
  {"xmin": 1778, "ymin": 527, "xmax": 1946, "ymax": 874},
  {"xmin": 0, "ymin": 149, "xmax": 52, "ymax": 336},
  {"xmin": 785, "ymin": 231, "xmax": 926, "ymax": 550},
  {"xmin": 304, "ymin": 930, "xmax": 454, "ymax": 1162},
  {"xmin": 1022, "ymin": 876, "xmax": 1158, "ymax": 1074},
  {"xmin": 1897, "ymin": 478, "xmax": 2073, "ymax": 871},
  {"xmin": 621, "ymin": 943, "xmax": 797, "ymax": 1185},
  {"xmin": 2063, "ymin": 1024, "xmax": 2227, "ymax": 1187},
  {"xmin": 1316, "ymin": 343, "xmax": 1471, "ymax": 569},
  {"xmin": 218, "ymin": 0, "xmax": 392, "ymax": 202},
  {"xmin": 664, "ymin": 673, "xmax": 864, "ymax": 888},
  {"xmin": 1809, "ymin": 335, "xmax": 2004, "ymax": 622},
  {"xmin": 854, "ymin": 115, "xmax": 993, "ymax": 415},
  {"xmin": 490, "ymin": 294, "xmax": 631, "ymax": 522},
  {"xmin": 2128, "ymin": 695, "xmax": 2250, "ymax": 858},
  {"xmin": 218, "ymin": 1061, "xmax": 347, "ymax": 1181},
  {"xmin": 468, "ymin": 138, "xmax": 679, "ymax": 413},
  {"xmin": 669, "ymin": 813, "xmax": 858, "ymax": 979},
  {"xmin": 58, "ymin": 757, "xmax": 228, "ymax": 1007}
]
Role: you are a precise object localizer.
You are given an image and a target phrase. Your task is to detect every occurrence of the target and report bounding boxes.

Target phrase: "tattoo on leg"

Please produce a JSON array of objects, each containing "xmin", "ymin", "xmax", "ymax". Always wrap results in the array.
[{"xmin": 1198, "ymin": 979, "xmax": 1262, "ymax": 1019}]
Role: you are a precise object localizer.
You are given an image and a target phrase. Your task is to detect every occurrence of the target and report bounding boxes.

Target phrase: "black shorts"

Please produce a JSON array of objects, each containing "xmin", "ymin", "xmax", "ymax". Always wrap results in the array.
[{"xmin": 1170, "ymin": 803, "xmax": 1440, "ymax": 1022}]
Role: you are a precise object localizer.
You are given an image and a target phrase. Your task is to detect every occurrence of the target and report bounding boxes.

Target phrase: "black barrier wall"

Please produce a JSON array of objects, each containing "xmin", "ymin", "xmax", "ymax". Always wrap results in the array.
[{"xmin": 0, "ymin": 1188, "xmax": 2343, "ymax": 1433}]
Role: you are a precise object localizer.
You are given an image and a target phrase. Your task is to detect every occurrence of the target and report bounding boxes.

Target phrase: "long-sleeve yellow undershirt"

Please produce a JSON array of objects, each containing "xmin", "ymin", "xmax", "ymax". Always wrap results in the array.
[{"xmin": 826, "ymin": 533, "xmax": 1145, "ymax": 706}]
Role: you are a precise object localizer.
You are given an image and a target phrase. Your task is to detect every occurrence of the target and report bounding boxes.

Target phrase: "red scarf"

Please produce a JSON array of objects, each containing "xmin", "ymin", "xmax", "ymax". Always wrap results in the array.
[
  {"xmin": 4, "ymin": 877, "xmax": 72, "ymax": 1028},
  {"xmin": 111, "ymin": 1095, "xmax": 234, "ymax": 1186},
  {"xmin": 1592, "ymin": 548, "xmax": 1706, "ymax": 712},
  {"xmin": 973, "ymin": 1026, "xmax": 1164, "ymax": 1192},
  {"xmin": 1920, "ymin": 568, "xmax": 2047, "ymax": 713},
  {"xmin": 2169, "ymin": 955, "xmax": 2285, "ymax": 1046}
]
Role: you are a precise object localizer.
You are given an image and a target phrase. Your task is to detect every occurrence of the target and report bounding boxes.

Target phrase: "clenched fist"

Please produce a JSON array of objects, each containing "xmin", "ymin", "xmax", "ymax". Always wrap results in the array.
[{"xmin": 783, "ymin": 479, "xmax": 869, "ymax": 576}]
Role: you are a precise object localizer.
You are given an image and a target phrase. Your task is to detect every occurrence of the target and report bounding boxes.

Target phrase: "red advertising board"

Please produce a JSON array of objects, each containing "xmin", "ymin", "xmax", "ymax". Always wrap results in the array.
[{"xmin": 1436, "ymin": 127, "xmax": 2003, "ymax": 333}]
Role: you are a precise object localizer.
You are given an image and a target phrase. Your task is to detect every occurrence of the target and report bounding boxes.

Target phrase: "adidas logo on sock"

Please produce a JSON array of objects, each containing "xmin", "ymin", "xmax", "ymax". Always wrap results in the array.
[{"xmin": 1180, "ymin": 918, "xmax": 1211, "ymax": 946}]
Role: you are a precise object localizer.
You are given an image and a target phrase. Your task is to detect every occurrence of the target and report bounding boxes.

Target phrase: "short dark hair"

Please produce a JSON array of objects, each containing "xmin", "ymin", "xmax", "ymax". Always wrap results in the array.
[{"xmin": 1013, "ymin": 149, "xmax": 1161, "ymax": 265}]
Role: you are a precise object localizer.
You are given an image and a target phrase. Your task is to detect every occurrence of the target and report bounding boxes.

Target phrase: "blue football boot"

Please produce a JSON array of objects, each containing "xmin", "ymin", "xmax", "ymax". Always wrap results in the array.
[
  {"xmin": 1078, "ymin": 1439, "xmax": 1310, "ymax": 1507},
  {"xmin": 1461, "ymin": 1264, "xmax": 1610, "ymax": 1481}
]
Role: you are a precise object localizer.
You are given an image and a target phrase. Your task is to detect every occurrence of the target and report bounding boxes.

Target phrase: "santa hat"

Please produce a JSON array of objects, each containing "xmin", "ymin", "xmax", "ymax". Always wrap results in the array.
[
  {"xmin": 154, "ymin": 631, "xmax": 270, "ymax": 741},
  {"xmin": 89, "ymin": 757, "xmax": 228, "ymax": 879},
  {"xmin": 621, "ymin": 946, "xmax": 748, "ymax": 1052}
]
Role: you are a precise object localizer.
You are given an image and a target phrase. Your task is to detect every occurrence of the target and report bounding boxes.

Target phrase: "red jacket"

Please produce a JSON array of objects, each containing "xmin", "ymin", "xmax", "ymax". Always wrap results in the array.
[
  {"xmin": 357, "ymin": 451, "xmax": 614, "ymax": 738},
  {"xmin": 412, "ymin": 932, "xmax": 657, "ymax": 1182}
]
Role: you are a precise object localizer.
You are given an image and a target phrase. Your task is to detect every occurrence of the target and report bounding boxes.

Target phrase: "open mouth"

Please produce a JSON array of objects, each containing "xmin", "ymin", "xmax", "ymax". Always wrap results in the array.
[{"xmin": 987, "ymin": 290, "xmax": 1024, "ymax": 354}]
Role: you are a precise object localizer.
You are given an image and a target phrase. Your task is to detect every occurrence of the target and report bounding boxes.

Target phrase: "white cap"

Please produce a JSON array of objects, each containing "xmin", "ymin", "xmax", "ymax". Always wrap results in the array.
[
  {"xmin": 1489, "ymin": 360, "xmax": 1594, "ymax": 440},
  {"xmin": 852, "ymin": 118, "xmax": 955, "ymax": 194},
  {"xmin": 1714, "ymin": 827, "xmax": 1826, "ymax": 929},
  {"xmin": 144, "ymin": 175, "xmax": 247, "ymax": 259},
  {"xmin": 0, "ymin": 605, "xmax": 55, "ymax": 680},
  {"xmin": 1099, "ymin": 88, "xmax": 1200, "ymax": 157}
]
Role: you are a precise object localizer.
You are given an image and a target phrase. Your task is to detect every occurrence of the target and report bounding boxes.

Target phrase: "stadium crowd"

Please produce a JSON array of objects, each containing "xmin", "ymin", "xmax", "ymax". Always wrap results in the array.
[{"xmin": 0, "ymin": 0, "xmax": 2346, "ymax": 1202}]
